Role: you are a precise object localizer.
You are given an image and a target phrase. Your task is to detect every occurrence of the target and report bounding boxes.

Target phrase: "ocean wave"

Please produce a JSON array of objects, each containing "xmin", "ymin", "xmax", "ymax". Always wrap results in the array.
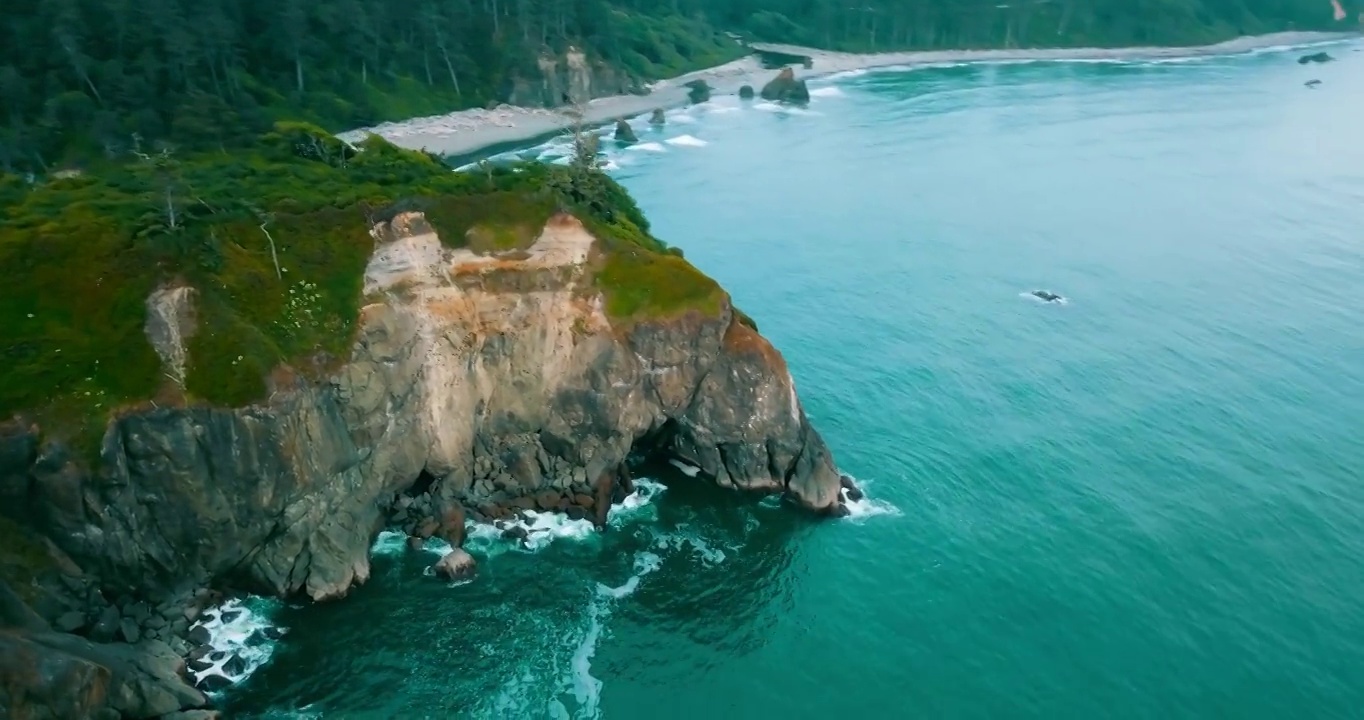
[
  {"xmin": 664, "ymin": 134, "xmax": 708, "ymax": 147},
  {"xmin": 188, "ymin": 597, "xmax": 285, "ymax": 692},
  {"xmin": 839, "ymin": 475, "xmax": 900, "ymax": 521},
  {"xmin": 627, "ymin": 141, "xmax": 667, "ymax": 153},
  {"xmin": 809, "ymin": 86, "xmax": 845, "ymax": 97}
]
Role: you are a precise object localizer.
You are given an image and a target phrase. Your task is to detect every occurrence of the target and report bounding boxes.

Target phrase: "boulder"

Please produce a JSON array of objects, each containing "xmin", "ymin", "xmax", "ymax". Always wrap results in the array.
[
  {"xmin": 649, "ymin": 108, "xmax": 666, "ymax": 125},
  {"xmin": 432, "ymin": 549, "xmax": 477, "ymax": 581},
  {"xmin": 1298, "ymin": 51, "xmax": 1334, "ymax": 64},
  {"xmin": 437, "ymin": 505, "xmax": 466, "ymax": 548},
  {"xmin": 221, "ymin": 653, "xmax": 247, "ymax": 677},
  {"xmin": 535, "ymin": 490, "xmax": 561, "ymax": 511},
  {"xmin": 196, "ymin": 673, "xmax": 234, "ymax": 693},
  {"xmin": 739, "ymin": 84, "xmax": 755, "ymax": 99},
  {"xmin": 118, "ymin": 617, "xmax": 141, "ymax": 644},
  {"xmin": 55, "ymin": 610, "xmax": 87, "ymax": 633},
  {"xmin": 684, "ymin": 79, "xmax": 711, "ymax": 103},
  {"xmin": 415, "ymin": 517, "xmax": 439, "ymax": 539},
  {"xmin": 614, "ymin": 119, "xmax": 638, "ymax": 144},
  {"xmin": 406, "ymin": 535, "xmax": 425, "ymax": 551},
  {"xmin": 186, "ymin": 625, "xmax": 211, "ymax": 646},
  {"xmin": 760, "ymin": 67, "xmax": 810, "ymax": 103}
]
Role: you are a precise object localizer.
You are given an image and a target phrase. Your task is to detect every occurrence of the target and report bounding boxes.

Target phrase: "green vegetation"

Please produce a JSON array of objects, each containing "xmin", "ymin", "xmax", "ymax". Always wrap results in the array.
[
  {"xmin": 0, "ymin": 123, "xmax": 724, "ymax": 449},
  {"xmin": 3, "ymin": 0, "xmax": 1351, "ymax": 171}
]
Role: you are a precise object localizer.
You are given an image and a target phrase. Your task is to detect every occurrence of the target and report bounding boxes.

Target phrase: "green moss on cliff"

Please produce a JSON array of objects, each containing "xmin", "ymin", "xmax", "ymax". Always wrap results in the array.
[
  {"xmin": 0, "ymin": 123, "xmax": 728, "ymax": 448},
  {"xmin": 598, "ymin": 245, "xmax": 724, "ymax": 322}
]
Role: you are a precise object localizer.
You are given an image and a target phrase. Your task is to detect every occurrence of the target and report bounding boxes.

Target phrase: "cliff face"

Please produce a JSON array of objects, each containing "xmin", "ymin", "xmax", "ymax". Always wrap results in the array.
[
  {"xmin": 0, "ymin": 212, "xmax": 844, "ymax": 610},
  {"xmin": 506, "ymin": 47, "xmax": 649, "ymax": 108}
]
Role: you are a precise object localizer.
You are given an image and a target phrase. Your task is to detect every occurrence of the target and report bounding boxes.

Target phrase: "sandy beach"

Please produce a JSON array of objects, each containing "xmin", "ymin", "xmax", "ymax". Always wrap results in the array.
[{"xmin": 337, "ymin": 31, "xmax": 1357, "ymax": 159}]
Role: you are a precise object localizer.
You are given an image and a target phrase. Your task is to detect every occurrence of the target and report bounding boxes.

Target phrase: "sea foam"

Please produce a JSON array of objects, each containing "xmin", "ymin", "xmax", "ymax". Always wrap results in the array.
[
  {"xmin": 665, "ymin": 134, "xmax": 708, "ymax": 147},
  {"xmin": 188, "ymin": 597, "xmax": 285, "ymax": 692}
]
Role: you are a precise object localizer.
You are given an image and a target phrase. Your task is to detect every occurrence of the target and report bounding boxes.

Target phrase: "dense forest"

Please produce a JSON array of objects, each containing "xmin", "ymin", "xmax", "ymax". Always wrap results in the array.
[{"xmin": 0, "ymin": 0, "xmax": 1355, "ymax": 170}]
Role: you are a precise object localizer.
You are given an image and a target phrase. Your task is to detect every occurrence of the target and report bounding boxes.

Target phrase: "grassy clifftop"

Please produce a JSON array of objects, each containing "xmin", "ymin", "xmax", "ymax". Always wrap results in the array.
[{"xmin": 0, "ymin": 124, "xmax": 725, "ymax": 453}]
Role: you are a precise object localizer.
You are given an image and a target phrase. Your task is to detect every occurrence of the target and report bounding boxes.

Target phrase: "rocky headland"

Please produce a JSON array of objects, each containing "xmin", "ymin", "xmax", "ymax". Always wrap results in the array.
[{"xmin": 0, "ymin": 131, "xmax": 850, "ymax": 718}]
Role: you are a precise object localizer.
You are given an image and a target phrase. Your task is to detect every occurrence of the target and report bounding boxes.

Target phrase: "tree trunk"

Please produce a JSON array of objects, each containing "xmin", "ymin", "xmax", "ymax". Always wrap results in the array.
[
  {"xmin": 295, "ymin": 53, "xmax": 305, "ymax": 93},
  {"xmin": 440, "ymin": 47, "xmax": 462, "ymax": 94}
]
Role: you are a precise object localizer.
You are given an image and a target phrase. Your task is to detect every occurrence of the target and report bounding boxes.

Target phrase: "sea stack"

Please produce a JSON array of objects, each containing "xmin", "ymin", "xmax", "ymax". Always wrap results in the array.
[
  {"xmin": 649, "ymin": 108, "xmax": 666, "ymax": 125},
  {"xmin": 684, "ymin": 79, "xmax": 711, "ymax": 103},
  {"xmin": 739, "ymin": 84, "xmax": 755, "ymax": 100},
  {"xmin": 614, "ymin": 119, "xmax": 638, "ymax": 143},
  {"xmin": 760, "ymin": 67, "xmax": 810, "ymax": 104}
]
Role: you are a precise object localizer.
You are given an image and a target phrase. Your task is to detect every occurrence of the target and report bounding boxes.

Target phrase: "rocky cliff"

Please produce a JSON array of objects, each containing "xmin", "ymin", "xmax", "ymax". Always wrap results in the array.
[{"xmin": 0, "ymin": 208, "xmax": 848, "ymax": 717}]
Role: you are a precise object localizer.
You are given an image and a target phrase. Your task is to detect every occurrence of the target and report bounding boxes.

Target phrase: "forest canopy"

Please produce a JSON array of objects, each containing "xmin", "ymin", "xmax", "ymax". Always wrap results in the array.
[{"xmin": 0, "ymin": 0, "xmax": 1354, "ymax": 170}]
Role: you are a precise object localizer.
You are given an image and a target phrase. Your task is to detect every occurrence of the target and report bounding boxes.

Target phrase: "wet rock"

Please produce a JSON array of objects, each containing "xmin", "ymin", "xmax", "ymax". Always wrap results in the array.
[
  {"xmin": 830, "ymin": 502, "xmax": 852, "ymax": 518},
  {"xmin": 565, "ymin": 506, "xmax": 589, "ymax": 522},
  {"xmin": 161, "ymin": 711, "xmax": 224, "ymax": 720},
  {"xmin": 535, "ymin": 490, "xmax": 561, "ymax": 511},
  {"xmin": 145, "ymin": 614, "xmax": 167, "ymax": 630},
  {"xmin": 119, "ymin": 617, "xmax": 141, "ymax": 643},
  {"xmin": 760, "ymin": 67, "xmax": 810, "ymax": 103},
  {"xmin": 649, "ymin": 108, "xmax": 666, "ymax": 125},
  {"xmin": 501, "ymin": 525, "xmax": 530, "ymax": 543},
  {"xmin": 684, "ymin": 79, "xmax": 711, "ymax": 103},
  {"xmin": 592, "ymin": 472, "xmax": 614, "ymax": 527},
  {"xmin": 573, "ymin": 493, "xmax": 594, "ymax": 509},
  {"xmin": 127, "ymin": 601, "xmax": 150, "ymax": 623},
  {"xmin": 433, "ymin": 549, "xmax": 477, "ymax": 580},
  {"xmin": 186, "ymin": 625, "xmax": 211, "ymax": 646},
  {"xmin": 219, "ymin": 609, "xmax": 242, "ymax": 624},
  {"xmin": 55, "ymin": 610, "xmax": 87, "ymax": 633},
  {"xmin": 196, "ymin": 673, "xmax": 234, "ymax": 693},
  {"xmin": 614, "ymin": 119, "xmax": 638, "ymax": 143},
  {"xmin": 406, "ymin": 535, "xmax": 425, "ymax": 550},
  {"xmin": 415, "ymin": 518, "xmax": 439, "ymax": 539},
  {"xmin": 739, "ymin": 84, "xmax": 755, "ymax": 99},
  {"xmin": 187, "ymin": 656, "xmax": 216, "ymax": 673},
  {"xmin": 222, "ymin": 653, "xmax": 247, "ymax": 676},
  {"xmin": 1298, "ymin": 51, "xmax": 1333, "ymax": 64}
]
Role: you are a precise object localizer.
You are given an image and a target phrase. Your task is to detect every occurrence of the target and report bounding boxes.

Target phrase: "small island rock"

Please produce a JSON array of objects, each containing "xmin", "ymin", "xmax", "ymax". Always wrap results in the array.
[
  {"xmin": 1298, "ymin": 52, "xmax": 1333, "ymax": 64},
  {"xmin": 760, "ymin": 67, "xmax": 810, "ymax": 104},
  {"xmin": 614, "ymin": 119, "xmax": 638, "ymax": 143},
  {"xmin": 739, "ymin": 84, "xmax": 755, "ymax": 99},
  {"xmin": 433, "ymin": 549, "xmax": 477, "ymax": 580},
  {"xmin": 649, "ymin": 108, "xmax": 666, "ymax": 125}
]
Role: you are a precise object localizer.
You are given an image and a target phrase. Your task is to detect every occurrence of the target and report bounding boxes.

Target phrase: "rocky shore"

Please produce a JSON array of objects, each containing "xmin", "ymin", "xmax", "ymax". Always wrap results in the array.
[
  {"xmin": 339, "ymin": 31, "xmax": 1357, "ymax": 159},
  {"xmin": 0, "ymin": 209, "xmax": 851, "ymax": 718}
]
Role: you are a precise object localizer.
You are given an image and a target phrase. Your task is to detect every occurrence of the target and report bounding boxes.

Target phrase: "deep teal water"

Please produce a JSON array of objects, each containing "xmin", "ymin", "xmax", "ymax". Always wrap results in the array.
[{"xmin": 225, "ymin": 40, "xmax": 1364, "ymax": 718}]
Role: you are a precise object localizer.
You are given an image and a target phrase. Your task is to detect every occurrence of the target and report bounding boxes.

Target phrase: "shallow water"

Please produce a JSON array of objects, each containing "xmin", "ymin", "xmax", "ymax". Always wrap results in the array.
[{"xmin": 225, "ymin": 40, "xmax": 1364, "ymax": 718}]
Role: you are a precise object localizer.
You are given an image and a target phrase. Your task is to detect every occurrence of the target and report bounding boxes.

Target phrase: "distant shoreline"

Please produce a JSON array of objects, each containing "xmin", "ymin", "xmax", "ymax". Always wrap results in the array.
[{"xmin": 338, "ymin": 31, "xmax": 1358, "ymax": 161}]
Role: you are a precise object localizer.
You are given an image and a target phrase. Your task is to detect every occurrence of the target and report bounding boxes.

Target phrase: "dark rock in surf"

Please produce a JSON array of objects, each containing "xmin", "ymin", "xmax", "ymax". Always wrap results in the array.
[
  {"xmin": 760, "ymin": 67, "xmax": 811, "ymax": 104},
  {"xmin": 1031, "ymin": 290, "xmax": 1063, "ymax": 303},
  {"xmin": 1298, "ymin": 52, "xmax": 1333, "ymax": 64},
  {"xmin": 433, "ymin": 549, "xmax": 477, "ymax": 580},
  {"xmin": 739, "ymin": 84, "xmax": 755, "ymax": 99},
  {"xmin": 684, "ymin": 79, "xmax": 711, "ymax": 103},
  {"xmin": 649, "ymin": 108, "xmax": 666, "ymax": 125},
  {"xmin": 196, "ymin": 673, "xmax": 234, "ymax": 693},
  {"xmin": 1305, "ymin": 79, "xmax": 1322, "ymax": 88},
  {"xmin": 614, "ymin": 119, "xmax": 638, "ymax": 143},
  {"xmin": 839, "ymin": 474, "xmax": 864, "ymax": 502}
]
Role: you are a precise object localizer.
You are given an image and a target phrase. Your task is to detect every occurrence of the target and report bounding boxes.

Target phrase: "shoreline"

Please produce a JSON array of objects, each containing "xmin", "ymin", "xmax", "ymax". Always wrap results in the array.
[{"xmin": 338, "ymin": 30, "xmax": 1358, "ymax": 160}]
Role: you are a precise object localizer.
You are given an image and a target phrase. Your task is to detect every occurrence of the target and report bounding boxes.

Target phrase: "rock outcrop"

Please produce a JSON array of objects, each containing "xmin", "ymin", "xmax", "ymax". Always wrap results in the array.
[
  {"xmin": 649, "ymin": 108, "xmax": 666, "ymax": 125},
  {"xmin": 506, "ymin": 47, "xmax": 648, "ymax": 108},
  {"xmin": 760, "ymin": 67, "xmax": 811, "ymax": 104},
  {"xmin": 1297, "ymin": 51, "xmax": 1334, "ymax": 64},
  {"xmin": 0, "ymin": 212, "xmax": 845, "ymax": 610},
  {"xmin": 614, "ymin": 119, "xmax": 638, "ymax": 144},
  {"xmin": 739, "ymin": 84, "xmax": 756, "ymax": 100},
  {"xmin": 684, "ymin": 79, "xmax": 711, "ymax": 103}
]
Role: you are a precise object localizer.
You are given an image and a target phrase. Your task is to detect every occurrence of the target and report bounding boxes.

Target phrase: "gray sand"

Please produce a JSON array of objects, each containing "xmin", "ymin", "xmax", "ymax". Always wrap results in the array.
[{"xmin": 337, "ymin": 31, "xmax": 1356, "ymax": 158}]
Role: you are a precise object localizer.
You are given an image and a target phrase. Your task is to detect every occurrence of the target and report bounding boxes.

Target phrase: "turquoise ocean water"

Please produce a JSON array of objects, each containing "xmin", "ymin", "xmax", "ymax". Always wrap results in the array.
[{"xmin": 223, "ymin": 39, "xmax": 1364, "ymax": 718}]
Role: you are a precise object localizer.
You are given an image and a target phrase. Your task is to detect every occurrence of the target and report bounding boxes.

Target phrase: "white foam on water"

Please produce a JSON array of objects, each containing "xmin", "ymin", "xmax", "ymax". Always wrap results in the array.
[
  {"xmin": 668, "ymin": 113, "xmax": 698, "ymax": 124},
  {"xmin": 827, "ymin": 68, "xmax": 869, "ymax": 80},
  {"xmin": 809, "ymin": 86, "xmax": 845, "ymax": 97},
  {"xmin": 461, "ymin": 478, "xmax": 667, "ymax": 555},
  {"xmin": 705, "ymin": 105, "xmax": 741, "ymax": 114},
  {"xmin": 607, "ymin": 478, "xmax": 667, "ymax": 524},
  {"xmin": 601, "ymin": 159, "xmax": 621, "ymax": 171},
  {"xmin": 839, "ymin": 476, "xmax": 900, "ymax": 521},
  {"xmin": 627, "ymin": 141, "xmax": 667, "ymax": 153},
  {"xmin": 668, "ymin": 458, "xmax": 701, "ymax": 477},
  {"xmin": 652, "ymin": 529, "xmax": 728, "ymax": 567},
  {"xmin": 189, "ymin": 597, "xmax": 285, "ymax": 691},
  {"xmin": 664, "ymin": 134, "xmax": 708, "ymax": 147},
  {"xmin": 370, "ymin": 529, "xmax": 409, "ymax": 556},
  {"xmin": 567, "ymin": 551, "xmax": 664, "ymax": 717}
]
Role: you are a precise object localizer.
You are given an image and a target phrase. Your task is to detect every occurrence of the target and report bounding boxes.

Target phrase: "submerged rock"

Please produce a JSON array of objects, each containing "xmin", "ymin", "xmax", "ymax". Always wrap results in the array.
[
  {"xmin": 649, "ymin": 108, "xmax": 666, "ymax": 125},
  {"xmin": 1305, "ymin": 79, "xmax": 1322, "ymax": 88},
  {"xmin": 1031, "ymin": 290, "xmax": 1064, "ymax": 303},
  {"xmin": 1298, "ymin": 51, "xmax": 1334, "ymax": 64},
  {"xmin": 614, "ymin": 119, "xmax": 638, "ymax": 143},
  {"xmin": 760, "ymin": 67, "xmax": 810, "ymax": 104},
  {"xmin": 433, "ymin": 549, "xmax": 477, "ymax": 580},
  {"xmin": 739, "ymin": 84, "xmax": 755, "ymax": 100}
]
